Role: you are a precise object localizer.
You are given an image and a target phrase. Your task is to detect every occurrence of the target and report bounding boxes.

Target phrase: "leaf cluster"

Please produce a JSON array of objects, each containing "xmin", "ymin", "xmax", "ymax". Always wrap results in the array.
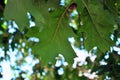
[{"xmin": 1, "ymin": 0, "xmax": 120, "ymax": 79}]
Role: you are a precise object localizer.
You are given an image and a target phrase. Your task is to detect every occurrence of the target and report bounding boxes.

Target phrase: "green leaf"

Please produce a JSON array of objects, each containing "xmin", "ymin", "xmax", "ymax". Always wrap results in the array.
[
  {"xmin": 4, "ymin": 0, "xmax": 29, "ymax": 31},
  {"xmin": 104, "ymin": 0, "xmax": 120, "ymax": 24},
  {"xmin": 79, "ymin": 0, "xmax": 115, "ymax": 52},
  {"xmin": 4, "ymin": 0, "xmax": 45, "ymax": 31},
  {"xmin": 26, "ymin": 1, "xmax": 76, "ymax": 65}
]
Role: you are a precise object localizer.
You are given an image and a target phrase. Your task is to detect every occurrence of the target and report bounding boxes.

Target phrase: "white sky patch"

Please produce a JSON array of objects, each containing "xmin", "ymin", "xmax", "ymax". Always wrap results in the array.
[
  {"xmin": 55, "ymin": 60, "xmax": 62, "ymax": 67},
  {"xmin": 116, "ymin": 38, "xmax": 120, "ymax": 45},
  {"xmin": 84, "ymin": 71, "xmax": 98, "ymax": 80},
  {"xmin": 75, "ymin": 49, "xmax": 88, "ymax": 60},
  {"xmin": 88, "ymin": 53, "xmax": 96, "ymax": 62},
  {"xmin": 73, "ymin": 49, "xmax": 89, "ymax": 68},
  {"xmin": 60, "ymin": 0, "xmax": 65, "ymax": 6},
  {"xmin": 100, "ymin": 60, "xmax": 107, "ymax": 65},
  {"xmin": 68, "ymin": 37, "xmax": 75, "ymax": 44},
  {"xmin": 0, "ymin": 46, "xmax": 39, "ymax": 79},
  {"xmin": 117, "ymin": 38, "xmax": 120, "ymax": 42},
  {"xmin": 0, "ymin": 48, "xmax": 4, "ymax": 58},
  {"xmin": 28, "ymin": 37, "xmax": 40, "ymax": 42},
  {"xmin": 113, "ymin": 46, "xmax": 120, "ymax": 51},
  {"xmin": 27, "ymin": 12, "xmax": 36, "ymax": 27},
  {"xmin": 55, "ymin": 54, "xmax": 65, "ymax": 67},
  {"xmin": 68, "ymin": 37, "xmax": 88, "ymax": 60},
  {"xmin": 1, "ymin": 61, "xmax": 13, "ymax": 80},
  {"xmin": 58, "ymin": 68, "xmax": 64, "ymax": 75},
  {"xmin": 30, "ymin": 21, "xmax": 35, "ymax": 27},
  {"xmin": 113, "ymin": 46, "xmax": 120, "ymax": 55},
  {"xmin": 20, "ymin": 55, "xmax": 39, "ymax": 75},
  {"xmin": 68, "ymin": 37, "xmax": 89, "ymax": 67}
]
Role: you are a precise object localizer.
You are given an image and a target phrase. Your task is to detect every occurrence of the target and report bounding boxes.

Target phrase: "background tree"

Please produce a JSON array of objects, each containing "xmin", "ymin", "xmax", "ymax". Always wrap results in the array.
[{"xmin": 0, "ymin": 0, "xmax": 120, "ymax": 80}]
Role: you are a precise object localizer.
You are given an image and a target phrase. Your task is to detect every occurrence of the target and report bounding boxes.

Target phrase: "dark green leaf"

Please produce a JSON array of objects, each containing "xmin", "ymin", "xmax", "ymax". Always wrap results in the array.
[
  {"xmin": 79, "ymin": 0, "xmax": 115, "ymax": 52},
  {"xmin": 26, "ymin": 1, "xmax": 76, "ymax": 65}
]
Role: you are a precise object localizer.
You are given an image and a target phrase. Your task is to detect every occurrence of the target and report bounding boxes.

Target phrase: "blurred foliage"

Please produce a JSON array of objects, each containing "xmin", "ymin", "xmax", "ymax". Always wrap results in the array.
[{"xmin": 0, "ymin": 0, "xmax": 119, "ymax": 80}]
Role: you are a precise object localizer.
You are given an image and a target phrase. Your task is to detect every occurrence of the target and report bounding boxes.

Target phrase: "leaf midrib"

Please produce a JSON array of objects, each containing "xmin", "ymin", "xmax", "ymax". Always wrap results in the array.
[
  {"xmin": 52, "ymin": 1, "xmax": 74, "ymax": 42},
  {"xmin": 81, "ymin": 0, "xmax": 103, "ymax": 39}
]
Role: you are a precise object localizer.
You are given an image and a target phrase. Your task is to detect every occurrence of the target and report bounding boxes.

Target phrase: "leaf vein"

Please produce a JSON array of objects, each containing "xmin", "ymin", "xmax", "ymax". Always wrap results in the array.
[{"xmin": 81, "ymin": 0, "xmax": 103, "ymax": 39}]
